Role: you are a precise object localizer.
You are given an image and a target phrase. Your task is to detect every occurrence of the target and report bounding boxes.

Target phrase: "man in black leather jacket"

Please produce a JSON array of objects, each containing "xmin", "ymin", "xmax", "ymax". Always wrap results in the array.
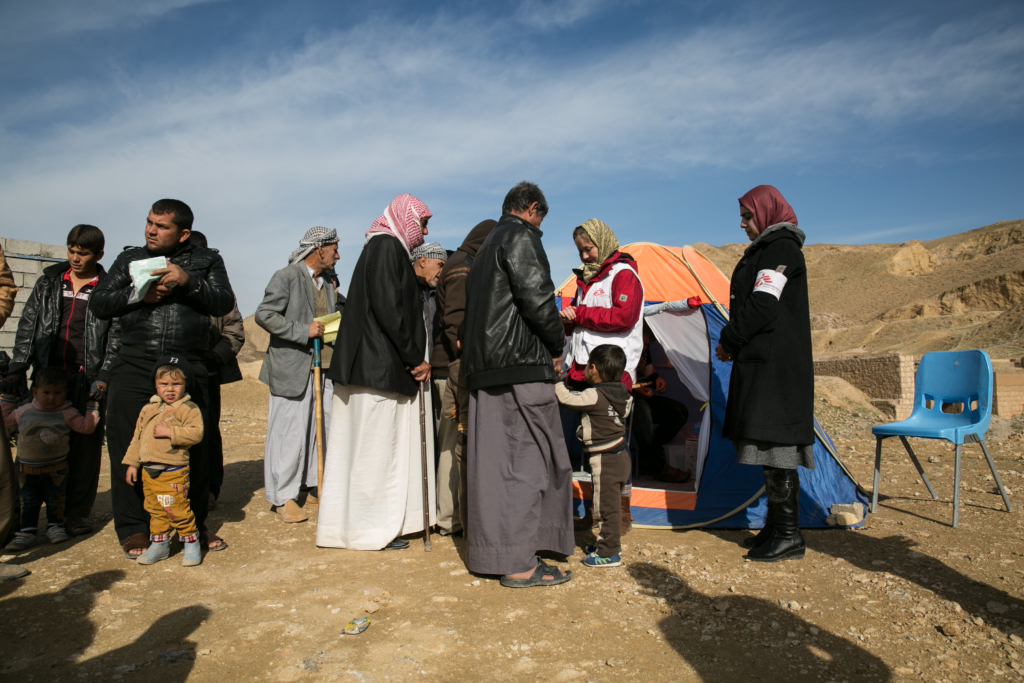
[
  {"xmin": 90, "ymin": 199, "xmax": 235, "ymax": 559},
  {"xmin": 461, "ymin": 182, "xmax": 574, "ymax": 588},
  {"xmin": 8, "ymin": 225, "xmax": 115, "ymax": 537}
]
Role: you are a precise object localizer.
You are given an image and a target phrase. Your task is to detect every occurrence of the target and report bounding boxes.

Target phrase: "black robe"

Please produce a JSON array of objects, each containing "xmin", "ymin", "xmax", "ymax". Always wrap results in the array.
[
  {"xmin": 328, "ymin": 234, "xmax": 425, "ymax": 397},
  {"xmin": 719, "ymin": 225, "xmax": 815, "ymax": 446}
]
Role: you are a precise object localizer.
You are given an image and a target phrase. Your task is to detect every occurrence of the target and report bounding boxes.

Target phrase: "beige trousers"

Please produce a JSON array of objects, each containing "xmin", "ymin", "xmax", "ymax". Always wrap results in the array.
[{"xmin": 434, "ymin": 373, "xmax": 460, "ymax": 533}]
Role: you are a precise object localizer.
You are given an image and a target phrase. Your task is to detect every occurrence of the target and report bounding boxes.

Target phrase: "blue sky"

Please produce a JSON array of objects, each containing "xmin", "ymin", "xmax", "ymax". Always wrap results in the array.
[{"xmin": 1, "ymin": 0, "xmax": 1022, "ymax": 315}]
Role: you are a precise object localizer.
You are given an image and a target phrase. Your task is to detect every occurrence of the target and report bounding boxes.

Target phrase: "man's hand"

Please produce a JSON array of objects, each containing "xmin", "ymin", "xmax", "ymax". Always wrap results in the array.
[
  {"xmin": 686, "ymin": 296, "xmax": 703, "ymax": 309},
  {"xmin": 635, "ymin": 386, "xmax": 654, "ymax": 398},
  {"xmin": 553, "ymin": 357, "xmax": 563, "ymax": 375},
  {"xmin": 410, "ymin": 361, "xmax": 431, "ymax": 382},
  {"xmin": 142, "ymin": 282, "xmax": 173, "ymax": 304},
  {"xmin": 715, "ymin": 344, "xmax": 733, "ymax": 362},
  {"xmin": 87, "ymin": 380, "xmax": 108, "ymax": 401},
  {"xmin": 151, "ymin": 264, "xmax": 191, "ymax": 289},
  {"xmin": 558, "ymin": 306, "xmax": 577, "ymax": 322},
  {"xmin": 0, "ymin": 373, "xmax": 26, "ymax": 397},
  {"xmin": 309, "ymin": 321, "xmax": 325, "ymax": 338},
  {"xmin": 126, "ymin": 466, "xmax": 138, "ymax": 485},
  {"xmin": 654, "ymin": 376, "xmax": 668, "ymax": 393},
  {"xmin": 154, "ymin": 422, "xmax": 172, "ymax": 439}
]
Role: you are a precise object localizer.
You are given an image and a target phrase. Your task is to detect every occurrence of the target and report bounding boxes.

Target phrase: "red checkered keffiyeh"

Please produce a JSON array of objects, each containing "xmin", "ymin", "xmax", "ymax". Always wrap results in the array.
[{"xmin": 365, "ymin": 193, "xmax": 431, "ymax": 256}]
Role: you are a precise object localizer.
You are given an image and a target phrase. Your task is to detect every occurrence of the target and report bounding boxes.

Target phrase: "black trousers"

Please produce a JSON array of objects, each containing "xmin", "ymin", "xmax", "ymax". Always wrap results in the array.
[
  {"xmin": 205, "ymin": 367, "xmax": 224, "ymax": 499},
  {"xmin": 64, "ymin": 372, "xmax": 106, "ymax": 523},
  {"xmin": 632, "ymin": 394, "xmax": 688, "ymax": 475},
  {"xmin": 106, "ymin": 355, "xmax": 210, "ymax": 540}
]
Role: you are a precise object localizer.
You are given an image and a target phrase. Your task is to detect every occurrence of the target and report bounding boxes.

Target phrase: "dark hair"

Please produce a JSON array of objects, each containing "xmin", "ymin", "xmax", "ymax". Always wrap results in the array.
[
  {"xmin": 588, "ymin": 344, "xmax": 626, "ymax": 384},
  {"xmin": 67, "ymin": 224, "xmax": 104, "ymax": 254},
  {"xmin": 502, "ymin": 181, "xmax": 548, "ymax": 218},
  {"xmin": 189, "ymin": 230, "xmax": 208, "ymax": 248},
  {"xmin": 151, "ymin": 199, "xmax": 194, "ymax": 233},
  {"xmin": 33, "ymin": 366, "xmax": 68, "ymax": 391}
]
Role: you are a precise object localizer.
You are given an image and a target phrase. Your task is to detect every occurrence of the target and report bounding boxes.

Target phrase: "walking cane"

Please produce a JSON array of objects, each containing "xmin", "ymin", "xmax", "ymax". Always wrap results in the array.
[
  {"xmin": 313, "ymin": 338, "xmax": 326, "ymax": 500},
  {"xmin": 418, "ymin": 381, "xmax": 433, "ymax": 552}
]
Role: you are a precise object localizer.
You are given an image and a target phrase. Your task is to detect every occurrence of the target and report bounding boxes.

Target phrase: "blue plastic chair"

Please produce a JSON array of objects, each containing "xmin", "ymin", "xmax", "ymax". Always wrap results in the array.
[{"xmin": 870, "ymin": 350, "xmax": 1012, "ymax": 528}]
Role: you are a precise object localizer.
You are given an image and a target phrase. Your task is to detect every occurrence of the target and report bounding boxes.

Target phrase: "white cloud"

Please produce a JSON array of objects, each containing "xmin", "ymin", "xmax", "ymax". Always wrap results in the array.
[
  {"xmin": 0, "ymin": 0, "xmax": 223, "ymax": 42},
  {"xmin": 0, "ymin": 9, "xmax": 1021, "ymax": 312}
]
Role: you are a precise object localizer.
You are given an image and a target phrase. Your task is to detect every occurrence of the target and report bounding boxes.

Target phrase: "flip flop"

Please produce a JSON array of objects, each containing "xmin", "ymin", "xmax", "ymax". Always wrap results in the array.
[
  {"xmin": 500, "ymin": 560, "xmax": 573, "ymax": 588},
  {"xmin": 200, "ymin": 531, "xmax": 228, "ymax": 552},
  {"xmin": 120, "ymin": 533, "xmax": 150, "ymax": 560}
]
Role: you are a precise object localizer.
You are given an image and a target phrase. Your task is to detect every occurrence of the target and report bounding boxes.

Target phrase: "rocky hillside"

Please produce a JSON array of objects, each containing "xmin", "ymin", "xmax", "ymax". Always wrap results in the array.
[{"xmin": 694, "ymin": 219, "xmax": 1024, "ymax": 359}]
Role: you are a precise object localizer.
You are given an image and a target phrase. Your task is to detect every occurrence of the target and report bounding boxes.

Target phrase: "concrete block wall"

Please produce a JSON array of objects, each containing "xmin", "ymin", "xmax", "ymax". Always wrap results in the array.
[
  {"xmin": 814, "ymin": 353, "xmax": 918, "ymax": 420},
  {"xmin": 992, "ymin": 361, "xmax": 1024, "ymax": 418},
  {"xmin": 0, "ymin": 237, "xmax": 67, "ymax": 356}
]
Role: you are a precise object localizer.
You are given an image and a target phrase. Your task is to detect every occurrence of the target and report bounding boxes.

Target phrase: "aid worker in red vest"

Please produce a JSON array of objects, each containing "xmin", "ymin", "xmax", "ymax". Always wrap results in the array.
[{"xmin": 559, "ymin": 218, "xmax": 643, "ymax": 533}]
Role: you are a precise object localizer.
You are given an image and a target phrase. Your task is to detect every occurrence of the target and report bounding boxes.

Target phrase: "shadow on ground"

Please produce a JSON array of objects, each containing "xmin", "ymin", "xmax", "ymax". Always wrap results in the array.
[
  {"xmin": 0, "ymin": 570, "xmax": 210, "ymax": 681},
  {"xmin": 629, "ymin": 562, "xmax": 893, "ymax": 682}
]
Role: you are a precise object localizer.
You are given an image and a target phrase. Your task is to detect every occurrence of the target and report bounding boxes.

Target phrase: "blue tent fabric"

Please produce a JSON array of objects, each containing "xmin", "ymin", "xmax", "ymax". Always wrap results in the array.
[{"xmin": 571, "ymin": 303, "xmax": 868, "ymax": 529}]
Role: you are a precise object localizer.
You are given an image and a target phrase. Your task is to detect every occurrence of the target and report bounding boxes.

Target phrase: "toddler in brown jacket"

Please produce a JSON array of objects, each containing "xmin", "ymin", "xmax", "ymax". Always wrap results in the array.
[
  {"xmin": 123, "ymin": 357, "xmax": 204, "ymax": 566},
  {"xmin": 555, "ymin": 344, "xmax": 632, "ymax": 568}
]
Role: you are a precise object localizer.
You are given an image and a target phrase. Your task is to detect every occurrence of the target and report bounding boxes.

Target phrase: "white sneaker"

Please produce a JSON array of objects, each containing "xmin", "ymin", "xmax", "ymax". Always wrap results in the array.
[
  {"xmin": 46, "ymin": 525, "xmax": 69, "ymax": 544},
  {"xmin": 5, "ymin": 532, "xmax": 36, "ymax": 551}
]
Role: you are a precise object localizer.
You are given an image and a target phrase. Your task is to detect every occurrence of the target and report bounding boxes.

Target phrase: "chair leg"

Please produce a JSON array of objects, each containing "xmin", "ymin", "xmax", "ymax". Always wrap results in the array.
[
  {"xmin": 977, "ymin": 439, "xmax": 1013, "ymax": 513},
  {"xmin": 952, "ymin": 443, "xmax": 962, "ymax": 528},
  {"xmin": 872, "ymin": 436, "xmax": 883, "ymax": 514},
  {"xmin": 899, "ymin": 436, "xmax": 938, "ymax": 500}
]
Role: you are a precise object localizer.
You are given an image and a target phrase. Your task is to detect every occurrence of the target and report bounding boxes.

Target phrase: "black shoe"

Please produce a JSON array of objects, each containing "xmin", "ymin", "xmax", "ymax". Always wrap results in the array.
[
  {"xmin": 383, "ymin": 538, "xmax": 410, "ymax": 551},
  {"xmin": 743, "ymin": 468, "xmax": 776, "ymax": 549},
  {"xmin": 747, "ymin": 467, "xmax": 805, "ymax": 562}
]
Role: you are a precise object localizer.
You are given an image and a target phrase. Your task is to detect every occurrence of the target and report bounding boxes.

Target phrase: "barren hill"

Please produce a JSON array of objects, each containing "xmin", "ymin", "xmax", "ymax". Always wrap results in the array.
[{"xmin": 694, "ymin": 219, "xmax": 1024, "ymax": 359}]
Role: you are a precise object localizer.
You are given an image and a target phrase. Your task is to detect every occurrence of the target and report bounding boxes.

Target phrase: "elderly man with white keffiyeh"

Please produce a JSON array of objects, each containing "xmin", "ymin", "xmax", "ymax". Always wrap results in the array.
[{"xmin": 255, "ymin": 227, "xmax": 343, "ymax": 523}]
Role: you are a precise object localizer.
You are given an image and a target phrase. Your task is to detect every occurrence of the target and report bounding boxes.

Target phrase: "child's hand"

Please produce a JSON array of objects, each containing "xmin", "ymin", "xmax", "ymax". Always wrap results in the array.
[
  {"xmin": 126, "ymin": 466, "xmax": 138, "ymax": 485},
  {"xmin": 153, "ymin": 422, "xmax": 172, "ymax": 439}
]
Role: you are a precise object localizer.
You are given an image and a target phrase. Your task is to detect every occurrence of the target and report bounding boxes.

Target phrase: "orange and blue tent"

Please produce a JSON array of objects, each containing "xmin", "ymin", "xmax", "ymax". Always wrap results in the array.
[{"xmin": 556, "ymin": 243, "xmax": 868, "ymax": 529}]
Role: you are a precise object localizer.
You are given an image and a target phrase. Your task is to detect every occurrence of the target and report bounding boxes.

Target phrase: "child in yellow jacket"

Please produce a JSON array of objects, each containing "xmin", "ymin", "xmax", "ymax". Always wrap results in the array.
[{"xmin": 123, "ymin": 357, "xmax": 204, "ymax": 566}]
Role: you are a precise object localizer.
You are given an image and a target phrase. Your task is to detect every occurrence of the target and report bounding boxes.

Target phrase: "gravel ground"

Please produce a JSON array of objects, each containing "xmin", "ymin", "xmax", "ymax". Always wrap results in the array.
[{"xmin": 1, "ymin": 379, "xmax": 1022, "ymax": 682}]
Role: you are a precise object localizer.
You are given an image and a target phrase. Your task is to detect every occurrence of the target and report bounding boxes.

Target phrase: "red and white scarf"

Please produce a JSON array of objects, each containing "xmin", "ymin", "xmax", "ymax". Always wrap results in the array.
[{"xmin": 365, "ymin": 193, "xmax": 431, "ymax": 256}]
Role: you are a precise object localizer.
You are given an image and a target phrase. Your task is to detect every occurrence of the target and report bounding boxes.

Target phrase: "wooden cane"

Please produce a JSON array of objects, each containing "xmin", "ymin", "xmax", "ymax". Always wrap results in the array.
[
  {"xmin": 313, "ymin": 338, "xmax": 326, "ymax": 499},
  {"xmin": 418, "ymin": 381, "xmax": 433, "ymax": 552}
]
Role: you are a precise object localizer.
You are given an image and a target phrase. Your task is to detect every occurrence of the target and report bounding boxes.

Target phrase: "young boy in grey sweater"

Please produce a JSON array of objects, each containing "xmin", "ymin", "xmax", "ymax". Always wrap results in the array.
[{"xmin": 555, "ymin": 344, "xmax": 632, "ymax": 568}]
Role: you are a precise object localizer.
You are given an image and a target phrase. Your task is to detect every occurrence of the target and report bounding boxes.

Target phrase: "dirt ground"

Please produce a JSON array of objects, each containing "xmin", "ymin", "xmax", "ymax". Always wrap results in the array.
[{"xmin": 2, "ymin": 372, "xmax": 1024, "ymax": 683}]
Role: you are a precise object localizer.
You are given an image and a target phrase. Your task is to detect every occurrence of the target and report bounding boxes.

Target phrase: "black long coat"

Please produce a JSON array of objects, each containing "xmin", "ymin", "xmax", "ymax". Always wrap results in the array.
[
  {"xmin": 328, "ymin": 234, "xmax": 425, "ymax": 397},
  {"xmin": 719, "ymin": 225, "xmax": 815, "ymax": 446}
]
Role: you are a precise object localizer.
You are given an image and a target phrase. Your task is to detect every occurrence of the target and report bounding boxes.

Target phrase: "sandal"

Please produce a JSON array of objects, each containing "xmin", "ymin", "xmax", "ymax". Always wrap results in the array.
[
  {"xmin": 200, "ymin": 531, "xmax": 228, "ymax": 552},
  {"xmin": 120, "ymin": 533, "xmax": 150, "ymax": 560},
  {"xmin": 500, "ymin": 560, "xmax": 573, "ymax": 588},
  {"xmin": 65, "ymin": 518, "xmax": 94, "ymax": 537}
]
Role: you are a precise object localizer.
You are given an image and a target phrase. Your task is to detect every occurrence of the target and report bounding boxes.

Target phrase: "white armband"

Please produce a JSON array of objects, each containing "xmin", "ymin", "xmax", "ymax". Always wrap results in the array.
[{"xmin": 753, "ymin": 269, "xmax": 788, "ymax": 300}]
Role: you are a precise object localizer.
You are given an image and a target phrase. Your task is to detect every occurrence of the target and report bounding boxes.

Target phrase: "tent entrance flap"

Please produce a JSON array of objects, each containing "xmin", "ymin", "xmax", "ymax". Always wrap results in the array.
[{"xmin": 644, "ymin": 308, "xmax": 711, "ymax": 493}]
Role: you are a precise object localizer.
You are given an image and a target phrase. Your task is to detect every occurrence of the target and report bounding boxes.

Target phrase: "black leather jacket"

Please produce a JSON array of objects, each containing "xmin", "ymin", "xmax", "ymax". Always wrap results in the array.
[
  {"xmin": 462, "ymin": 214, "xmax": 565, "ymax": 391},
  {"xmin": 90, "ymin": 242, "xmax": 235, "ymax": 360},
  {"xmin": 10, "ymin": 262, "xmax": 114, "ymax": 382}
]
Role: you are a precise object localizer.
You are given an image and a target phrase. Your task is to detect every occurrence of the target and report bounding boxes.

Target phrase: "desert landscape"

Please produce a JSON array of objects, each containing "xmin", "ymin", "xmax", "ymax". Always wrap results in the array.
[{"xmin": 2, "ymin": 219, "xmax": 1024, "ymax": 682}]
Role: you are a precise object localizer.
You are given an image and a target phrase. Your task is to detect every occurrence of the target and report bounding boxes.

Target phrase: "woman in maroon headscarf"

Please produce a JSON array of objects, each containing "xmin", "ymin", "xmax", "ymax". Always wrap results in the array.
[{"xmin": 715, "ymin": 185, "xmax": 814, "ymax": 563}]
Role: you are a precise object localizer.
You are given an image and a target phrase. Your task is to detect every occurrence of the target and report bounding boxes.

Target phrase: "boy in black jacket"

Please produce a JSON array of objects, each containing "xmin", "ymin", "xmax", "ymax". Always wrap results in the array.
[
  {"xmin": 5, "ymin": 225, "xmax": 113, "ymax": 537},
  {"xmin": 555, "ymin": 344, "xmax": 633, "ymax": 568}
]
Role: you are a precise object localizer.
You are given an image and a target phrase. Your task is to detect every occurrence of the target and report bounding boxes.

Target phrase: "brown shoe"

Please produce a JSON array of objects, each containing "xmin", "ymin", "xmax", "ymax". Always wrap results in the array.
[
  {"xmin": 276, "ymin": 499, "xmax": 308, "ymax": 523},
  {"xmin": 621, "ymin": 496, "xmax": 634, "ymax": 535},
  {"xmin": 305, "ymin": 493, "xmax": 319, "ymax": 508}
]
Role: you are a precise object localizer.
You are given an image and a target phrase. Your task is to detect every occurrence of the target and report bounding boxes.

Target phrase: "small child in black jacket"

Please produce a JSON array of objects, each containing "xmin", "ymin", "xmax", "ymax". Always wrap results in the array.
[{"xmin": 555, "ymin": 344, "xmax": 633, "ymax": 568}]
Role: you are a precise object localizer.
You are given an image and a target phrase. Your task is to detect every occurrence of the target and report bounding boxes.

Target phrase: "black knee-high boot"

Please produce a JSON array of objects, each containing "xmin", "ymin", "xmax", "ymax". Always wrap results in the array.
[
  {"xmin": 743, "ymin": 466, "xmax": 774, "ymax": 549},
  {"xmin": 746, "ymin": 466, "xmax": 805, "ymax": 562}
]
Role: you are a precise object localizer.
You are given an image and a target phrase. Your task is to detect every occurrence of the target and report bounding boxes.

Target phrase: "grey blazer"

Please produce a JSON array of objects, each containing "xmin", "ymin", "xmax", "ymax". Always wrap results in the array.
[{"xmin": 256, "ymin": 262, "xmax": 338, "ymax": 398}]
